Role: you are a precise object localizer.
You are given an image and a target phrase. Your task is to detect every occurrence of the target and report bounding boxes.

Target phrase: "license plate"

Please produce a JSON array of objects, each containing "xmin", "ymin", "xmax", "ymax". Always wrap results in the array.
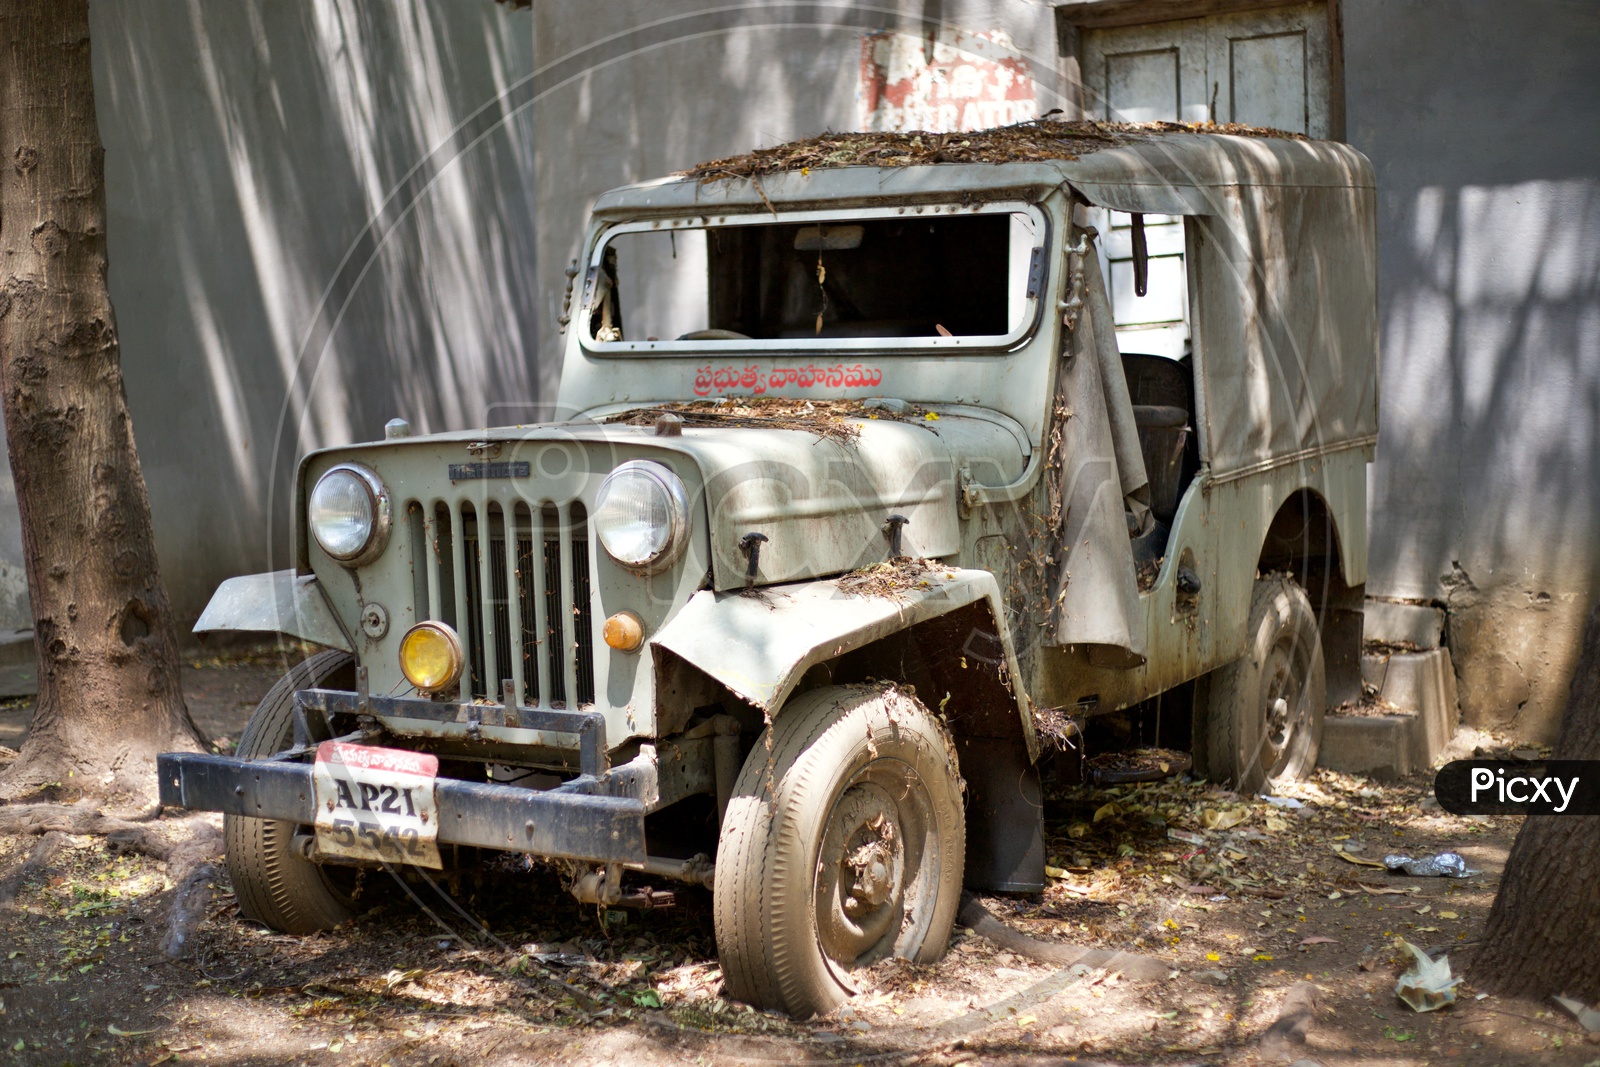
[{"xmin": 312, "ymin": 742, "xmax": 442, "ymax": 868}]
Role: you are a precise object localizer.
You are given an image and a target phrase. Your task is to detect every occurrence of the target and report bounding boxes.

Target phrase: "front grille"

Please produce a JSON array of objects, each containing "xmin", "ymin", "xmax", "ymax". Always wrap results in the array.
[{"xmin": 405, "ymin": 496, "xmax": 597, "ymax": 707}]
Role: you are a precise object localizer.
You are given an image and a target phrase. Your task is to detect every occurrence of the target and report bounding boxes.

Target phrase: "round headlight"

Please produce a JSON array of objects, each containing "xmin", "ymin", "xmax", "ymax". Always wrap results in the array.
[
  {"xmin": 593, "ymin": 460, "xmax": 689, "ymax": 571},
  {"xmin": 399, "ymin": 621, "xmax": 464, "ymax": 693},
  {"xmin": 308, "ymin": 463, "xmax": 390, "ymax": 565}
]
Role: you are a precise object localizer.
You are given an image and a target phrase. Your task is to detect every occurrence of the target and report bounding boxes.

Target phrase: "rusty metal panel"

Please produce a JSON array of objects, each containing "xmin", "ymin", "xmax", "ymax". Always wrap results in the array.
[
  {"xmin": 156, "ymin": 752, "xmax": 646, "ymax": 865},
  {"xmin": 652, "ymin": 568, "xmax": 1032, "ymax": 751},
  {"xmin": 193, "ymin": 570, "xmax": 352, "ymax": 652}
]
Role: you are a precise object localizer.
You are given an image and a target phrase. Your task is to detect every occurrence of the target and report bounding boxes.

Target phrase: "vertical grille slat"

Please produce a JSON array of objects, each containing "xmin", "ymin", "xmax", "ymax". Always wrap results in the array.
[
  {"xmin": 504, "ymin": 504, "xmax": 528, "ymax": 707},
  {"xmin": 461, "ymin": 503, "xmax": 487, "ymax": 700},
  {"xmin": 474, "ymin": 504, "xmax": 501, "ymax": 700},
  {"xmin": 407, "ymin": 503, "xmax": 429, "ymax": 620},
  {"xmin": 429, "ymin": 502, "xmax": 454, "ymax": 630},
  {"xmin": 527, "ymin": 507, "xmax": 554, "ymax": 705},
  {"xmin": 556, "ymin": 503, "xmax": 579, "ymax": 708},
  {"xmin": 541, "ymin": 506, "xmax": 568, "ymax": 707},
  {"xmin": 571, "ymin": 504, "xmax": 596, "ymax": 707},
  {"xmin": 405, "ymin": 491, "xmax": 597, "ymax": 711},
  {"xmin": 449, "ymin": 501, "xmax": 472, "ymax": 668}
]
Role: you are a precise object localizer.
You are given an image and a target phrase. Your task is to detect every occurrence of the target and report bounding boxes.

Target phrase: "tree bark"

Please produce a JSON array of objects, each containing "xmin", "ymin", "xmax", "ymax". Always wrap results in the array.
[
  {"xmin": 0, "ymin": 0, "xmax": 204, "ymax": 797},
  {"xmin": 1470, "ymin": 598, "xmax": 1600, "ymax": 1000}
]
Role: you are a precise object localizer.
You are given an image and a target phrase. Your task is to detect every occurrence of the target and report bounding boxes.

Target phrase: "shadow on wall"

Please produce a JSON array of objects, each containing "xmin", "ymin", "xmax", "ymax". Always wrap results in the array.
[
  {"xmin": 1347, "ymin": 0, "xmax": 1600, "ymax": 741},
  {"xmin": 1368, "ymin": 178, "xmax": 1600, "ymax": 739},
  {"xmin": 76, "ymin": 0, "xmax": 540, "ymax": 621}
]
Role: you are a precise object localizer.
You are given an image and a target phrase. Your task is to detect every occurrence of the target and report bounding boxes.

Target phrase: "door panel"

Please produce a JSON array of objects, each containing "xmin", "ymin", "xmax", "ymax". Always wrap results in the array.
[
  {"xmin": 1081, "ymin": 3, "xmax": 1329, "ymax": 136},
  {"xmin": 1206, "ymin": 7, "xmax": 1330, "ymax": 136},
  {"xmin": 1082, "ymin": 18, "xmax": 1207, "ymax": 124}
]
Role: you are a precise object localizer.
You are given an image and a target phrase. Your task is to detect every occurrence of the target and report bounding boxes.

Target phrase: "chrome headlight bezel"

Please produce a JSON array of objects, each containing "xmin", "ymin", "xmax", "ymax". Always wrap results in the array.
[
  {"xmin": 308, "ymin": 462, "xmax": 391, "ymax": 567},
  {"xmin": 593, "ymin": 460, "xmax": 690, "ymax": 574}
]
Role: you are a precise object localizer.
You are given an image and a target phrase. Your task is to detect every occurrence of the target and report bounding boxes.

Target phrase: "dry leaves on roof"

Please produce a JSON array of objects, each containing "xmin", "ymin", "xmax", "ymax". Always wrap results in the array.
[{"xmin": 681, "ymin": 119, "xmax": 1307, "ymax": 182}]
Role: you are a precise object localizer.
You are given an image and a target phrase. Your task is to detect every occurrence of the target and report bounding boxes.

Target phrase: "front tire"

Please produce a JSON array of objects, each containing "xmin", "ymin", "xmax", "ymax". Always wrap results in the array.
[
  {"xmin": 1197, "ymin": 575, "xmax": 1326, "ymax": 793},
  {"xmin": 713, "ymin": 686, "xmax": 965, "ymax": 1018},
  {"xmin": 224, "ymin": 649, "xmax": 362, "ymax": 933}
]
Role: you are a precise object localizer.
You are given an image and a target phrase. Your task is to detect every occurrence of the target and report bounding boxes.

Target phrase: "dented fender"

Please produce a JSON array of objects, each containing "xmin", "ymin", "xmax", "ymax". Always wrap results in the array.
[
  {"xmin": 652, "ymin": 567, "xmax": 1036, "ymax": 759},
  {"xmin": 193, "ymin": 570, "xmax": 353, "ymax": 652}
]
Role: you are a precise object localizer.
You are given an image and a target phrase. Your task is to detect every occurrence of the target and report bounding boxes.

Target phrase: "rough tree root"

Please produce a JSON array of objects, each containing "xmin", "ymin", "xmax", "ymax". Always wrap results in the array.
[
  {"xmin": 0, "ymin": 801, "xmax": 222, "ymax": 957},
  {"xmin": 1258, "ymin": 981, "xmax": 1318, "ymax": 1061},
  {"xmin": 0, "ymin": 830, "xmax": 65, "ymax": 908},
  {"xmin": 958, "ymin": 892, "xmax": 1172, "ymax": 981}
]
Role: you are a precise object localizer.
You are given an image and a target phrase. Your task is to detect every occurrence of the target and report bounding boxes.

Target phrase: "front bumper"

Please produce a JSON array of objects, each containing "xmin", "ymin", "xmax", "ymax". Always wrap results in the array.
[{"xmin": 157, "ymin": 690, "xmax": 647, "ymax": 865}]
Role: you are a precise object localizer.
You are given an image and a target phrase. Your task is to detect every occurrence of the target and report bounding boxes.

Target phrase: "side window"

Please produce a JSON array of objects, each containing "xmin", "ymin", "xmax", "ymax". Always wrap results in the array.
[{"xmin": 1101, "ymin": 211, "xmax": 1189, "ymax": 359}]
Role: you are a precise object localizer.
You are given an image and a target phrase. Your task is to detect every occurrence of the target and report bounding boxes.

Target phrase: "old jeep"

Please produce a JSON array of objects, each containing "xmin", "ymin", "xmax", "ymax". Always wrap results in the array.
[{"xmin": 160, "ymin": 124, "xmax": 1377, "ymax": 1017}]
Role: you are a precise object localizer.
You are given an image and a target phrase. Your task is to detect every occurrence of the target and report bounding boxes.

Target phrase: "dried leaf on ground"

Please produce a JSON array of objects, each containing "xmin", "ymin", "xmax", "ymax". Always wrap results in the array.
[{"xmin": 1336, "ymin": 849, "xmax": 1389, "ymax": 869}]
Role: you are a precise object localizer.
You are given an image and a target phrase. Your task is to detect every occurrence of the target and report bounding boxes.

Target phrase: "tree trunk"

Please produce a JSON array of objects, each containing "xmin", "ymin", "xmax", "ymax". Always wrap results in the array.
[
  {"xmin": 0, "ymin": 0, "xmax": 204, "ymax": 798},
  {"xmin": 1469, "ymin": 598, "xmax": 1600, "ymax": 1000}
]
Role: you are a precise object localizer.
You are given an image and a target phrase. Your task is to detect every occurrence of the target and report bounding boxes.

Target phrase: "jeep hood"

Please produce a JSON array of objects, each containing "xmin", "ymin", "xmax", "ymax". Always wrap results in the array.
[
  {"xmin": 632, "ymin": 407, "xmax": 1028, "ymax": 591},
  {"xmin": 300, "ymin": 407, "xmax": 1026, "ymax": 592}
]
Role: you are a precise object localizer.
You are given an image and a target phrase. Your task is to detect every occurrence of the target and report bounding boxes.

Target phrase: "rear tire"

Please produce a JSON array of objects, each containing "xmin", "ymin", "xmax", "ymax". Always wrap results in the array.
[
  {"xmin": 224, "ymin": 649, "xmax": 362, "ymax": 933},
  {"xmin": 713, "ymin": 685, "xmax": 965, "ymax": 1018},
  {"xmin": 1196, "ymin": 576, "xmax": 1326, "ymax": 793}
]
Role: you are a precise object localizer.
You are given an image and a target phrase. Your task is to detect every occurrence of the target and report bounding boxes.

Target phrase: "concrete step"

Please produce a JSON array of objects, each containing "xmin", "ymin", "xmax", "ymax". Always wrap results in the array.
[
  {"xmin": 1320, "ymin": 647, "xmax": 1460, "ymax": 780},
  {"xmin": 1319, "ymin": 713, "xmax": 1428, "ymax": 778},
  {"xmin": 1363, "ymin": 599, "xmax": 1445, "ymax": 650}
]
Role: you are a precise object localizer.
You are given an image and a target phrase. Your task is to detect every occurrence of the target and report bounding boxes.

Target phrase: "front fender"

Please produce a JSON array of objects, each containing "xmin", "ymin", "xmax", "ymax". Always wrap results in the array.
[
  {"xmin": 652, "ymin": 567, "xmax": 1034, "ymax": 758},
  {"xmin": 193, "ymin": 570, "xmax": 354, "ymax": 653}
]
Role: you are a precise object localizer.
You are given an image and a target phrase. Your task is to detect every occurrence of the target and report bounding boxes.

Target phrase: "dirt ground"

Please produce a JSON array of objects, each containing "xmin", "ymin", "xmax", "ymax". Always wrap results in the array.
[{"xmin": 1, "ymin": 650, "xmax": 1597, "ymax": 1067}]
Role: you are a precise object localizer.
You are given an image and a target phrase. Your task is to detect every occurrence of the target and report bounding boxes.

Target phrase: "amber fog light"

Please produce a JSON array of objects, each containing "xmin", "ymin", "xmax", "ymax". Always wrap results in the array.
[
  {"xmin": 603, "ymin": 611, "xmax": 644, "ymax": 652},
  {"xmin": 399, "ymin": 621, "xmax": 463, "ymax": 692}
]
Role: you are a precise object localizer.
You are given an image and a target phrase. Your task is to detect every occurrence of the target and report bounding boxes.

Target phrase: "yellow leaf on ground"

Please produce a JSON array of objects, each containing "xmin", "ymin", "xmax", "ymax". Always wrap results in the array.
[
  {"xmin": 1335, "ymin": 850, "xmax": 1388, "ymax": 869},
  {"xmin": 1201, "ymin": 808, "xmax": 1249, "ymax": 831}
]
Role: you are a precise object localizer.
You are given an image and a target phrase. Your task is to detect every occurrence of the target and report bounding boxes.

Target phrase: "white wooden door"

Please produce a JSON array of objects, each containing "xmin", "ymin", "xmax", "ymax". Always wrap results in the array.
[
  {"xmin": 1081, "ymin": 4, "xmax": 1330, "ymax": 135},
  {"xmin": 1080, "ymin": 3, "xmax": 1330, "ymax": 355}
]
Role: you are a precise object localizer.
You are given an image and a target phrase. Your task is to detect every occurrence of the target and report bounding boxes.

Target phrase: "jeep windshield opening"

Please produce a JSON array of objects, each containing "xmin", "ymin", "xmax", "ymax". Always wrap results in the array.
[{"xmin": 581, "ymin": 203, "xmax": 1045, "ymax": 353}]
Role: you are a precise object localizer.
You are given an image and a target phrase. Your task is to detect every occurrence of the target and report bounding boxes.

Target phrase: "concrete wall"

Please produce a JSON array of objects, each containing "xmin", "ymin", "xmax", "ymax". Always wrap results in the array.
[
  {"xmin": 1345, "ymin": 0, "xmax": 1600, "ymax": 741},
  {"xmin": 0, "ymin": 0, "xmax": 540, "ymax": 637},
  {"xmin": 530, "ymin": 0, "xmax": 1066, "ymax": 384}
]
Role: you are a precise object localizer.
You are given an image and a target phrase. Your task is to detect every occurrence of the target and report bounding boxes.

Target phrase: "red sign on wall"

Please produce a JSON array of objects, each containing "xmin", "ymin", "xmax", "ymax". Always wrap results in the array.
[{"xmin": 858, "ymin": 28, "xmax": 1038, "ymax": 133}]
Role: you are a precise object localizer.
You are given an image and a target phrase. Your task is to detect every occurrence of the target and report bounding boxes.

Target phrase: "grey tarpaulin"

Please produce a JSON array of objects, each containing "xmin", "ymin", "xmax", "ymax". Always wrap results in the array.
[
  {"xmin": 1063, "ymin": 134, "xmax": 1379, "ymax": 480},
  {"xmin": 1084, "ymin": 243, "xmax": 1152, "ymax": 533},
  {"xmin": 1190, "ymin": 174, "xmax": 1378, "ymax": 480},
  {"xmin": 1047, "ymin": 266, "xmax": 1146, "ymax": 662}
]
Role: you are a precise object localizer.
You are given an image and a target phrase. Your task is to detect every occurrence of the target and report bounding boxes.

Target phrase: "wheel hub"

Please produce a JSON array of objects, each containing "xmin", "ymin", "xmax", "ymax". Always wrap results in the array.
[
  {"xmin": 1258, "ymin": 638, "xmax": 1308, "ymax": 779},
  {"xmin": 844, "ymin": 821, "xmax": 896, "ymax": 914},
  {"xmin": 816, "ymin": 775, "xmax": 921, "ymax": 968}
]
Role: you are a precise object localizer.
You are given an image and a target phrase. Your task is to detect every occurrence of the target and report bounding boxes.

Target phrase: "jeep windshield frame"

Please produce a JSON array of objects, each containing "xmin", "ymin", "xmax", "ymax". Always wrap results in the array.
[{"xmin": 578, "ymin": 201, "xmax": 1050, "ymax": 356}]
